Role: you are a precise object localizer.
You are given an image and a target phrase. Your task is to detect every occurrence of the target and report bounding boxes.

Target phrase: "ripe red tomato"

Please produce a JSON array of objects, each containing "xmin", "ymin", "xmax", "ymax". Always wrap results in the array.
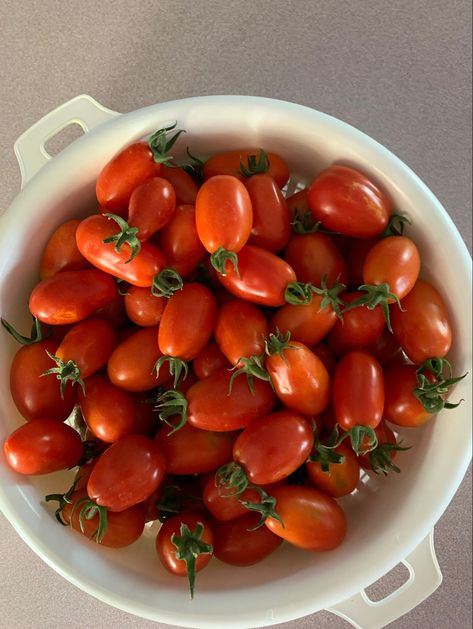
[
  {"xmin": 40, "ymin": 219, "xmax": 89, "ymax": 279},
  {"xmin": 128, "ymin": 177, "xmax": 176, "ymax": 240},
  {"xmin": 157, "ymin": 204, "xmax": 206, "ymax": 278},
  {"xmin": 284, "ymin": 233, "xmax": 348, "ymax": 287},
  {"xmin": 161, "ymin": 165, "xmax": 199, "ymax": 205},
  {"xmin": 76, "ymin": 215, "xmax": 166, "ymax": 287},
  {"xmin": 124, "ymin": 285, "xmax": 166, "ymax": 327},
  {"xmin": 269, "ymin": 296, "xmax": 338, "ymax": 347},
  {"xmin": 218, "ymin": 245, "xmax": 297, "ymax": 307},
  {"xmin": 29, "ymin": 269, "xmax": 117, "ymax": 325},
  {"xmin": 286, "ymin": 188, "xmax": 309, "ymax": 219},
  {"xmin": 367, "ymin": 327, "xmax": 403, "ymax": 365},
  {"xmin": 391, "ymin": 279, "xmax": 452, "ymax": 364},
  {"xmin": 265, "ymin": 485, "xmax": 346, "ymax": 551},
  {"xmin": 310, "ymin": 343, "xmax": 338, "ymax": 374},
  {"xmin": 130, "ymin": 391, "xmax": 158, "ymax": 435},
  {"xmin": 187, "ymin": 368, "xmax": 275, "ymax": 431},
  {"xmin": 193, "ymin": 341, "xmax": 230, "ymax": 379},
  {"xmin": 344, "ymin": 237, "xmax": 379, "ymax": 288},
  {"xmin": 93, "ymin": 291, "xmax": 128, "ymax": 329},
  {"xmin": 233, "ymin": 411, "xmax": 314, "ymax": 484},
  {"xmin": 307, "ymin": 165, "xmax": 391, "ymax": 237},
  {"xmin": 244, "ymin": 174, "xmax": 291, "ymax": 252},
  {"xmin": 333, "ymin": 351, "xmax": 384, "ymax": 430},
  {"xmin": 383, "ymin": 364, "xmax": 432, "ymax": 427},
  {"xmin": 214, "ymin": 299, "xmax": 268, "ymax": 366},
  {"xmin": 203, "ymin": 149, "xmax": 290, "ymax": 188},
  {"xmin": 4, "ymin": 419, "xmax": 83, "ymax": 475},
  {"xmin": 363, "ymin": 236, "xmax": 421, "ymax": 300},
  {"xmin": 203, "ymin": 475, "xmax": 262, "ymax": 521},
  {"xmin": 78, "ymin": 375, "xmax": 135, "ymax": 443},
  {"xmin": 212, "ymin": 513, "xmax": 283, "ymax": 566},
  {"xmin": 306, "ymin": 443, "xmax": 360, "ymax": 497},
  {"xmin": 88, "ymin": 434, "xmax": 165, "ymax": 511}
]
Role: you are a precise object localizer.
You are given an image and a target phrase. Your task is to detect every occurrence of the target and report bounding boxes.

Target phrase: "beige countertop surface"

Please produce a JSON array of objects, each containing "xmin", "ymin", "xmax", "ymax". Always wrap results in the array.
[{"xmin": 0, "ymin": 1, "xmax": 471, "ymax": 628}]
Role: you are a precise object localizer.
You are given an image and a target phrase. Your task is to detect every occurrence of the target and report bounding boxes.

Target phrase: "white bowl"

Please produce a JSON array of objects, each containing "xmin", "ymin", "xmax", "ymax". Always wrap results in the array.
[{"xmin": 0, "ymin": 95, "xmax": 471, "ymax": 629}]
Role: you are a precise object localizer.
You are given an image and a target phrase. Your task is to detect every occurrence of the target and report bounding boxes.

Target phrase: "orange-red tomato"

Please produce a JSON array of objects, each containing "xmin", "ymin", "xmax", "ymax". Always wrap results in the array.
[
  {"xmin": 128, "ymin": 177, "xmax": 176, "ymax": 240},
  {"xmin": 214, "ymin": 299, "xmax": 268, "ymax": 365},
  {"xmin": 270, "ymin": 296, "xmax": 338, "ymax": 347},
  {"xmin": 40, "ymin": 219, "xmax": 90, "ymax": 279},
  {"xmin": 306, "ymin": 443, "xmax": 360, "ymax": 497},
  {"xmin": 203, "ymin": 149, "xmax": 290, "ymax": 188},
  {"xmin": 383, "ymin": 364, "xmax": 433, "ymax": 427},
  {"xmin": 284, "ymin": 233, "xmax": 348, "ymax": 287},
  {"xmin": 245, "ymin": 174, "xmax": 291, "ymax": 252},
  {"xmin": 157, "ymin": 204, "xmax": 206, "ymax": 278},
  {"xmin": 124, "ymin": 285, "xmax": 166, "ymax": 327}
]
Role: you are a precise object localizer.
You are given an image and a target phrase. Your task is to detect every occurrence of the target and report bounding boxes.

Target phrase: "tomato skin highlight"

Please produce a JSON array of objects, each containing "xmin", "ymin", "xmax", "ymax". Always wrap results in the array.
[
  {"xmin": 214, "ymin": 299, "xmax": 268, "ymax": 366},
  {"xmin": 233, "ymin": 411, "xmax": 314, "ymax": 485},
  {"xmin": 306, "ymin": 443, "xmax": 360, "ymax": 497},
  {"xmin": 203, "ymin": 149, "xmax": 290, "ymax": 188},
  {"xmin": 245, "ymin": 174, "xmax": 291, "ymax": 252},
  {"xmin": 124, "ymin": 286, "xmax": 165, "ymax": 327},
  {"xmin": 88, "ymin": 434, "xmax": 165, "ymax": 511},
  {"xmin": 308, "ymin": 165, "xmax": 391, "ymax": 237},
  {"xmin": 333, "ymin": 350, "xmax": 385, "ymax": 430},
  {"xmin": 128, "ymin": 177, "xmax": 176, "ymax": 241},
  {"xmin": 4, "ymin": 419, "xmax": 83, "ymax": 475},
  {"xmin": 29, "ymin": 269, "xmax": 118, "ymax": 325},
  {"xmin": 270, "ymin": 297, "xmax": 338, "ymax": 348},
  {"xmin": 40, "ymin": 219, "xmax": 90, "ymax": 279},
  {"xmin": 284, "ymin": 233, "xmax": 348, "ymax": 288},
  {"xmin": 157, "ymin": 204, "xmax": 206, "ymax": 278},
  {"xmin": 383, "ymin": 364, "xmax": 433, "ymax": 427},
  {"xmin": 265, "ymin": 485, "xmax": 347, "ymax": 551}
]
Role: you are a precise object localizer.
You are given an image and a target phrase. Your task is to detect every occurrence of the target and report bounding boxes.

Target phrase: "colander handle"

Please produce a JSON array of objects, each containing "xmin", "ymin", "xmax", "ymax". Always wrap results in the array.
[
  {"xmin": 327, "ymin": 530, "xmax": 442, "ymax": 629},
  {"xmin": 13, "ymin": 94, "xmax": 119, "ymax": 188}
]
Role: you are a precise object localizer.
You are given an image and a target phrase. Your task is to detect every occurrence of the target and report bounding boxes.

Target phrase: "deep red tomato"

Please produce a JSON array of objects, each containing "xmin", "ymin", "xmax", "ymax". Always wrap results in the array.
[
  {"xmin": 124, "ymin": 285, "xmax": 166, "ymax": 326},
  {"xmin": 367, "ymin": 327, "xmax": 403, "ymax": 365},
  {"xmin": 270, "ymin": 296, "xmax": 338, "ymax": 347},
  {"xmin": 161, "ymin": 165, "xmax": 199, "ymax": 205},
  {"xmin": 78, "ymin": 375, "xmax": 135, "ymax": 443},
  {"xmin": 158, "ymin": 283, "xmax": 216, "ymax": 360},
  {"xmin": 93, "ymin": 291, "xmax": 128, "ymax": 329},
  {"xmin": 76, "ymin": 215, "xmax": 166, "ymax": 287},
  {"xmin": 107, "ymin": 326, "xmax": 171, "ymax": 392},
  {"xmin": 193, "ymin": 341, "xmax": 230, "ymax": 379},
  {"xmin": 266, "ymin": 340, "xmax": 331, "ymax": 416},
  {"xmin": 39, "ymin": 219, "xmax": 89, "ymax": 279},
  {"xmin": 391, "ymin": 279, "xmax": 452, "ymax": 364},
  {"xmin": 88, "ymin": 434, "xmax": 165, "ymax": 511},
  {"xmin": 233, "ymin": 411, "xmax": 314, "ymax": 484},
  {"xmin": 284, "ymin": 233, "xmax": 348, "ymax": 287},
  {"xmin": 344, "ymin": 237, "xmax": 378, "ymax": 289},
  {"xmin": 212, "ymin": 513, "xmax": 283, "ymax": 566},
  {"xmin": 157, "ymin": 204, "xmax": 206, "ymax": 278},
  {"xmin": 306, "ymin": 443, "xmax": 360, "ymax": 497},
  {"xmin": 128, "ymin": 177, "xmax": 176, "ymax": 240},
  {"xmin": 265, "ymin": 485, "xmax": 346, "ymax": 551},
  {"xmin": 29, "ymin": 269, "xmax": 117, "ymax": 325},
  {"xmin": 244, "ymin": 173, "xmax": 291, "ymax": 252},
  {"xmin": 214, "ymin": 299, "xmax": 268, "ymax": 366},
  {"xmin": 130, "ymin": 391, "xmax": 158, "ymax": 435},
  {"xmin": 310, "ymin": 343, "xmax": 338, "ymax": 374},
  {"xmin": 307, "ymin": 165, "xmax": 391, "ymax": 237},
  {"xmin": 363, "ymin": 236, "xmax": 421, "ymax": 300},
  {"xmin": 203, "ymin": 475, "xmax": 262, "ymax": 521},
  {"xmin": 218, "ymin": 245, "xmax": 297, "ymax": 307},
  {"xmin": 187, "ymin": 368, "xmax": 275, "ymax": 431},
  {"xmin": 383, "ymin": 364, "xmax": 433, "ymax": 427},
  {"xmin": 9, "ymin": 339, "xmax": 76, "ymax": 421},
  {"xmin": 4, "ymin": 419, "xmax": 83, "ymax": 475},
  {"xmin": 332, "ymin": 350, "xmax": 384, "ymax": 430},
  {"xmin": 286, "ymin": 188, "xmax": 309, "ymax": 219},
  {"xmin": 203, "ymin": 149, "xmax": 290, "ymax": 188},
  {"xmin": 155, "ymin": 422, "xmax": 237, "ymax": 475}
]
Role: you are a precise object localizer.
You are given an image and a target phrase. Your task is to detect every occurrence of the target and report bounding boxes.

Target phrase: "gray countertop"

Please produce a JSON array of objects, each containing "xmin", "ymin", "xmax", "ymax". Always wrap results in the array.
[{"xmin": 0, "ymin": 1, "xmax": 471, "ymax": 628}]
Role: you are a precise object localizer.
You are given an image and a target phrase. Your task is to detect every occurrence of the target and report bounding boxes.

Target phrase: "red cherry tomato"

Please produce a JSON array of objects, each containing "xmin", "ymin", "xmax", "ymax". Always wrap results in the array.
[
  {"xmin": 93, "ymin": 291, "xmax": 128, "ymax": 329},
  {"xmin": 307, "ymin": 165, "xmax": 391, "ymax": 237},
  {"xmin": 344, "ymin": 237, "xmax": 378, "ymax": 289},
  {"xmin": 203, "ymin": 475, "xmax": 262, "ymax": 522},
  {"xmin": 367, "ymin": 327, "xmax": 403, "ymax": 365},
  {"xmin": 40, "ymin": 219, "xmax": 89, "ymax": 279},
  {"xmin": 124, "ymin": 285, "xmax": 166, "ymax": 327},
  {"xmin": 270, "ymin": 296, "xmax": 338, "ymax": 347},
  {"xmin": 358, "ymin": 421, "xmax": 399, "ymax": 470},
  {"xmin": 383, "ymin": 364, "xmax": 433, "ymax": 427},
  {"xmin": 157, "ymin": 204, "xmax": 206, "ymax": 278},
  {"xmin": 286, "ymin": 188, "xmax": 309, "ymax": 218},
  {"xmin": 306, "ymin": 443, "xmax": 360, "ymax": 497},
  {"xmin": 161, "ymin": 165, "xmax": 199, "ymax": 205},
  {"xmin": 4, "ymin": 419, "xmax": 83, "ymax": 475},
  {"xmin": 193, "ymin": 342, "xmax": 230, "ymax": 380},
  {"xmin": 203, "ymin": 149, "xmax": 290, "ymax": 188},
  {"xmin": 128, "ymin": 177, "xmax": 176, "ymax": 240},
  {"xmin": 310, "ymin": 343, "xmax": 338, "ymax": 374},
  {"xmin": 284, "ymin": 233, "xmax": 348, "ymax": 287},
  {"xmin": 214, "ymin": 299, "xmax": 268, "ymax": 366},
  {"xmin": 233, "ymin": 411, "xmax": 314, "ymax": 484}
]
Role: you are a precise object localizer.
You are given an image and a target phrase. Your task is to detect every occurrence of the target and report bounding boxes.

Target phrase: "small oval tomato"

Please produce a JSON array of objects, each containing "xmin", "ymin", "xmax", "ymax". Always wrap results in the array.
[
  {"xmin": 93, "ymin": 291, "xmax": 128, "ymax": 329},
  {"xmin": 88, "ymin": 434, "xmax": 165, "ymax": 511},
  {"xmin": 265, "ymin": 485, "xmax": 346, "ymax": 551},
  {"xmin": 270, "ymin": 296, "xmax": 338, "ymax": 347},
  {"xmin": 161, "ymin": 165, "xmax": 199, "ymax": 205},
  {"xmin": 193, "ymin": 341, "xmax": 230, "ymax": 379},
  {"xmin": 218, "ymin": 245, "xmax": 297, "ymax": 307},
  {"xmin": 332, "ymin": 350, "xmax": 384, "ymax": 430},
  {"xmin": 266, "ymin": 340, "xmax": 330, "ymax": 416},
  {"xmin": 307, "ymin": 165, "xmax": 391, "ymax": 237},
  {"xmin": 4, "ymin": 419, "xmax": 83, "ymax": 475},
  {"xmin": 203, "ymin": 149, "xmax": 290, "ymax": 188},
  {"xmin": 212, "ymin": 513, "xmax": 283, "ymax": 566},
  {"xmin": 306, "ymin": 443, "xmax": 360, "ymax": 497},
  {"xmin": 383, "ymin": 364, "xmax": 433, "ymax": 427},
  {"xmin": 107, "ymin": 326, "xmax": 171, "ymax": 392},
  {"xmin": 214, "ymin": 299, "xmax": 268, "ymax": 366},
  {"xmin": 128, "ymin": 177, "xmax": 176, "ymax": 240},
  {"xmin": 157, "ymin": 204, "xmax": 206, "ymax": 278},
  {"xmin": 244, "ymin": 174, "xmax": 291, "ymax": 252},
  {"xmin": 124, "ymin": 285, "xmax": 166, "ymax": 326},
  {"xmin": 155, "ymin": 422, "xmax": 237, "ymax": 475},
  {"xmin": 363, "ymin": 236, "xmax": 421, "ymax": 300},
  {"xmin": 391, "ymin": 279, "xmax": 452, "ymax": 364},
  {"xmin": 187, "ymin": 368, "xmax": 275, "ymax": 432},
  {"xmin": 40, "ymin": 219, "xmax": 90, "ymax": 279},
  {"xmin": 29, "ymin": 269, "xmax": 118, "ymax": 325},
  {"xmin": 284, "ymin": 233, "xmax": 348, "ymax": 287},
  {"xmin": 233, "ymin": 411, "xmax": 313, "ymax": 485},
  {"xmin": 76, "ymin": 215, "xmax": 166, "ymax": 287},
  {"xmin": 203, "ymin": 475, "xmax": 262, "ymax": 522},
  {"xmin": 158, "ymin": 283, "xmax": 216, "ymax": 360},
  {"xmin": 78, "ymin": 375, "xmax": 135, "ymax": 443},
  {"xmin": 195, "ymin": 175, "xmax": 253, "ymax": 255}
]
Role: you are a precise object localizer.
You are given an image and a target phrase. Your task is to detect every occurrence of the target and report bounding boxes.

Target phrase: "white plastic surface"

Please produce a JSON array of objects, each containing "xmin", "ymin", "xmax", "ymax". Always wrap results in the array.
[{"xmin": 0, "ymin": 95, "xmax": 471, "ymax": 629}]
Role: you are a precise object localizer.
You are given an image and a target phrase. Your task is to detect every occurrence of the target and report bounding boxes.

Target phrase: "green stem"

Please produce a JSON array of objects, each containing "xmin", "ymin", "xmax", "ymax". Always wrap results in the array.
[
  {"xmin": 41, "ymin": 350, "xmax": 85, "ymax": 399},
  {"xmin": 151, "ymin": 268, "xmax": 184, "ymax": 298},
  {"xmin": 171, "ymin": 522, "xmax": 213, "ymax": 600}
]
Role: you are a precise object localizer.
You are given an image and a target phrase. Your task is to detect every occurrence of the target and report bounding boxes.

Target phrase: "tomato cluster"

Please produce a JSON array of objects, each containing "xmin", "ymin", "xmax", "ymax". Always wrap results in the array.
[{"xmin": 2, "ymin": 126, "xmax": 466, "ymax": 598}]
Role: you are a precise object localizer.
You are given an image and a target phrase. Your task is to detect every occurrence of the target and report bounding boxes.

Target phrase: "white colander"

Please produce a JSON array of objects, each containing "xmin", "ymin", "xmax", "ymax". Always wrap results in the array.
[{"xmin": 0, "ymin": 95, "xmax": 471, "ymax": 629}]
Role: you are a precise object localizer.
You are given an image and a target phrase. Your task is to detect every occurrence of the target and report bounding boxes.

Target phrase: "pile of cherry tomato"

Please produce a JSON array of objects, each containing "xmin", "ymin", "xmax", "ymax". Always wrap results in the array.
[{"xmin": 2, "ymin": 124, "xmax": 466, "ymax": 598}]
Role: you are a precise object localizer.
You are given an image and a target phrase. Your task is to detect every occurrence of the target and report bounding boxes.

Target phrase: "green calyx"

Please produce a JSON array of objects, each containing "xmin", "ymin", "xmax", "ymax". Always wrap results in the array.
[
  {"xmin": 41, "ymin": 350, "xmax": 85, "ymax": 399},
  {"xmin": 171, "ymin": 522, "xmax": 213, "ymax": 599},
  {"xmin": 264, "ymin": 330, "xmax": 297, "ymax": 357},
  {"xmin": 154, "ymin": 388, "xmax": 188, "ymax": 434},
  {"xmin": 308, "ymin": 425, "xmax": 346, "ymax": 473},
  {"xmin": 156, "ymin": 484, "xmax": 202, "ymax": 522},
  {"xmin": 228, "ymin": 354, "xmax": 270, "ymax": 394},
  {"xmin": 71, "ymin": 496, "xmax": 109, "ymax": 543},
  {"xmin": 367, "ymin": 441, "xmax": 411, "ymax": 475},
  {"xmin": 284, "ymin": 276, "xmax": 346, "ymax": 318},
  {"xmin": 239, "ymin": 149, "xmax": 270, "ymax": 177},
  {"xmin": 151, "ymin": 268, "xmax": 184, "ymax": 298},
  {"xmin": 291, "ymin": 209, "xmax": 322, "ymax": 234},
  {"xmin": 317, "ymin": 425, "xmax": 379, "ymax": 457},
  {"xmin": 380, "ymin": 213, "xmax": 410, "ymax": 237},
  {"xmin": 414, "ymin": 357, "xmax": 467, "ymax": 414},
  {"xmin": 210, "ymin": 247, "xmax": 240, "ymax": 277},
  {"xmin": 215, "ymin": 462, "xmax": 249, "ymax": 498},
  {"xmin": 148, "ymin": 122, "xmax": 186, "ymax": 166},
  {"xmin": 1, "ymin": 316, "xmax": 50, "ymax": 345},
  {"xmin": 178, "ymin": 147, "xmax": 205, "ymax": 183},
  {"xmin": 103, "ymin": 213, "xmax": 141, "ymax": 263},
  {"xmin": 155, "ymin": 355, "xmax": 188, "ymax": 388},
  {"xmin": 240, "ymin": 486, "xmax": 284, "ymax": 530},
  {"xmin": 45, "ymin": 477, "xmax": 79, "ymax": 525},
  {"xmin": 343, "ymin": 283, "xmax": 402, "ymax": 332}
]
